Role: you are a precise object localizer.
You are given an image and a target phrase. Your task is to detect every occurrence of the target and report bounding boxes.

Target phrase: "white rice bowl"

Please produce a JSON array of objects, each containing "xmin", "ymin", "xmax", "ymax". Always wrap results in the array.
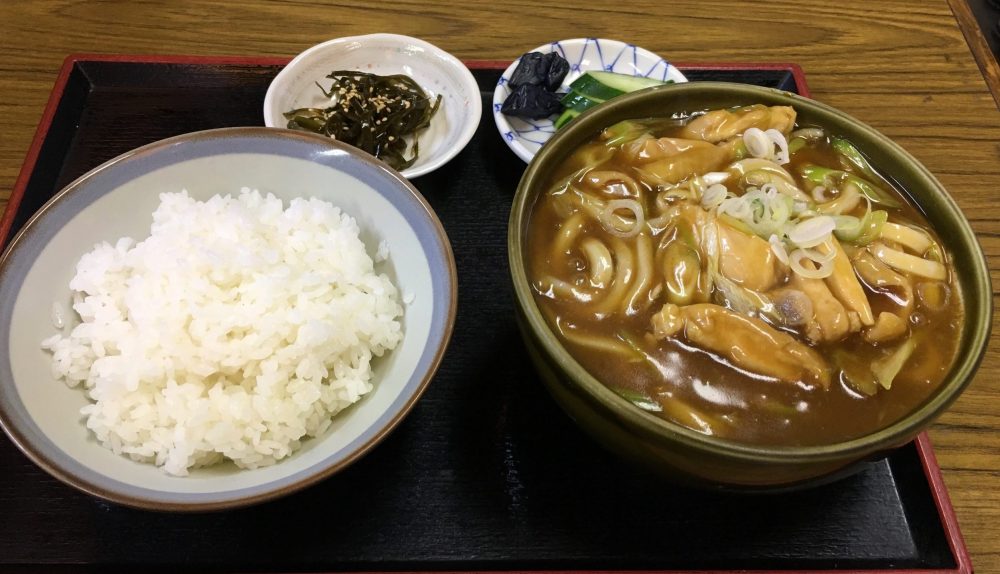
[{"xmin": 41, "ymin": 188, "xmax": 403, "ymax": 476}]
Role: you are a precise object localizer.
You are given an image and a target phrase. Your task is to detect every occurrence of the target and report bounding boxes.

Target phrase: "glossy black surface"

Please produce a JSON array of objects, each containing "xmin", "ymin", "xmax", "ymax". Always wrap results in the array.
[
  {"xmin": 0, "ymin": 61, "xmax": 955, "ymax": 572},
  {"xmin": 967, "ymin": 0, "xmax": 1000, "ymax": 59}
]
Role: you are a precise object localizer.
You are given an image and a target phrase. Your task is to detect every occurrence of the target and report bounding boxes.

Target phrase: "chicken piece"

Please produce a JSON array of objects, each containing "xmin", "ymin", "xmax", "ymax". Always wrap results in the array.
[
  {"xmin": 681, "ymin": 105, "xmax": 797, "ymax": 143},
  {"xmin": 669, "ymin": 204, "xmax": 714, "ymax": 304},
  {"xmin": 816, "ymin": 239, "xmax": 875, "ymax": 326},
  {"xmin": 650, "ymin": 303, "xmax": 830, "ymax": 388},
  {"xmin": 651, "ymin": 302, "xmax": 684, "ymax": 338},
  {"xmin": 853, "ymin": 249, "xmax": 914, "ymax": 313},
  {"xmin": 627, "ymin": 137, "xmax": 732, "ymax": 185},
  {"xmin": 623, "ymin": 136, "xmax": 711, "ymax": 163},
  {"xmin": 788, "ymin": 260, "xmax": 853, "ymax": 343},
  {"xmin": 661, "ymin": 240, "xmax": 702, "ymax": 306},
  {"xmin": 717, "ymin": 221, "xmax": 780, "ymax": 292},
  {"xmin": 864, "ymin": 312, "xmax": 908, "ymax": 344}
]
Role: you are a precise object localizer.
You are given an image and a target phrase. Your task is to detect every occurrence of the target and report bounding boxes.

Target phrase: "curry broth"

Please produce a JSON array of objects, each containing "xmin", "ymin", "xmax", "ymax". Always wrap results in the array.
[{"xmin": 527, "ymin": 112, "xmax": 963, "ymax": 446}]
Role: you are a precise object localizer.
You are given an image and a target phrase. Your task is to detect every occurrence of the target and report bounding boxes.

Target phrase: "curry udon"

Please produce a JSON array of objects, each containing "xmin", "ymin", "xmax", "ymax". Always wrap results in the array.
[{"xmin": 526, "ymin": 104, "xmax": 963, "ymax": 446}]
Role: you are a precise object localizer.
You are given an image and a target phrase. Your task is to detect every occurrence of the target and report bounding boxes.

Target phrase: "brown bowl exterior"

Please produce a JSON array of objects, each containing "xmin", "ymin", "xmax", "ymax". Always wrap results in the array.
[{"xmin": 508, "ymin": 82, "xmax": 992, "ymax": 489}]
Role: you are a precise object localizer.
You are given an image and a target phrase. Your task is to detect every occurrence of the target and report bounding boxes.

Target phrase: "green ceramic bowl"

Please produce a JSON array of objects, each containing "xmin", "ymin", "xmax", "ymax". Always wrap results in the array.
[{"xmin": 508, "ymin": 82, "xmax": 992, "ymax": 489}]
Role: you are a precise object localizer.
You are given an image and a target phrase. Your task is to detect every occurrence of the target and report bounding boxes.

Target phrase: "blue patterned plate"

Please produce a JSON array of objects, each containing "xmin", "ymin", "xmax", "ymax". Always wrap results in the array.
[{"xmin": 492, "ymin": 38, "xmax": 687, "ymax": 163}]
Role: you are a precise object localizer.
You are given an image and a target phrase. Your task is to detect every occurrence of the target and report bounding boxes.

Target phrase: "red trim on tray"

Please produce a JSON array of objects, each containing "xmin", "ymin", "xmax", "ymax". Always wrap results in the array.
[
  {"xmin": 1, "ymin": 55, "xmax": 966, "ymax": 574},
  {"xmin": 916, "ymin": 432, "xmax": 974, "ymax": 574},
  {"xmin": 463, "ymin": 59, "xmax": 512, "ymax": 70},
  {"xmin": 62, "ymin": 52, "xmax": 292, "ymax": 66},
  {"xmin": 0, "ymin": 55, "xmax": 75, "ymax": 250},
  {"xmin": 0, "ymin": 53, "xmax": 287, "ymax": 251},
  {"xmin": 325, "ymin": 570, "xmax": 942, "ymax": 574},
  {"xmin": 290, "ymin": 568, "xmax": 963, "ymax": 574}
]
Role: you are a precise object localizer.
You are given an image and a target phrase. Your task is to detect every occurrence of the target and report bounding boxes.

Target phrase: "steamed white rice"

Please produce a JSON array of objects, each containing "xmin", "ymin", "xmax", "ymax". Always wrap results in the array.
[{"xmin": 41, "ymin": 188, "xmax": 403, "ymax": 476}]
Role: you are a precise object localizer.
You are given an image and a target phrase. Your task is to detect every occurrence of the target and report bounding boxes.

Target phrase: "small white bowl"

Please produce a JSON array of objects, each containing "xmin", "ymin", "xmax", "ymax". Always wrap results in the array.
[
  {"xmin": 264, "ymin": 34, "xmax": 481, "ymax": 179},
  {"xmin": 493, "ymin": 38, "xmax": 688, "ymax": 163}
]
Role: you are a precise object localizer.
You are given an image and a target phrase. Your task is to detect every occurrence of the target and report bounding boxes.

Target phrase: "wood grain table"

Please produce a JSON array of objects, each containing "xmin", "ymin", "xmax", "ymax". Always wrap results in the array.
[{"xmin": 0, "ymin": 0, "xmax": 997, "ymax": 571}]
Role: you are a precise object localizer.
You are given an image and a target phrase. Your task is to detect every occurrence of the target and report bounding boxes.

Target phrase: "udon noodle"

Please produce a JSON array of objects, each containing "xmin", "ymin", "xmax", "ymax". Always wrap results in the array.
[{"xmin": 527, "ymin": 105, "xmax": 963, "ymax": 446}]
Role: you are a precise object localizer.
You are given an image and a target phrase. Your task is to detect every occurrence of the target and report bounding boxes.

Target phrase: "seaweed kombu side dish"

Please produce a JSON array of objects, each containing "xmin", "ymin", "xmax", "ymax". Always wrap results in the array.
[{"xmin": 284, "ymin": 70, "xmax": 442, "ymax": 171}]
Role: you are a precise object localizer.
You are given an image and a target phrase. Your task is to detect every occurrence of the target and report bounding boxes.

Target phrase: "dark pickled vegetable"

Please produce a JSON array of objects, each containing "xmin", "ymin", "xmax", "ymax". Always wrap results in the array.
[
  {"xmin": 502, "ymin": 51, "xmax": 570, "ymax": 120},
  {"xmin": 509, "ymin": 52, "xmax": 570, "ymax": 91},
  {"xmin": 283, "ymin": 70, "xmax": 442, "ymax": 172},
  {"xmin": 501, "ymin": 84, "xmax": 563, "ymax": 119}
]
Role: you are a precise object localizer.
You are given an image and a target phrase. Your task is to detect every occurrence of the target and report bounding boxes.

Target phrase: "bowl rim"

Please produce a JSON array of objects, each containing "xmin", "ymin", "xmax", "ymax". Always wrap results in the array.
[
  {"xmin": 0, "ymin": 127, "xmax": 459, "ymax": 511},
  {"xmin": 262, "ymin": 32, "xmax": 482, "ymax": 179},
  {"xmin": 508, "ymin": 81, "xmax": 993, "ymax": 464},
  {"xmin": 492, "ymin": 37, "xmax": 688, "ymax": 164}
]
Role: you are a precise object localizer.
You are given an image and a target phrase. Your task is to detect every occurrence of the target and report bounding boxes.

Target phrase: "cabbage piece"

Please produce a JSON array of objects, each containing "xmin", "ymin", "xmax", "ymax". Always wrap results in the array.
[
  {"xmin": 832, "ymin": 349, "xmax": 880, "ymax": 396},
  {"xmin": 872, "ymin": 338, "xmax": 917, "ymax": 390}
]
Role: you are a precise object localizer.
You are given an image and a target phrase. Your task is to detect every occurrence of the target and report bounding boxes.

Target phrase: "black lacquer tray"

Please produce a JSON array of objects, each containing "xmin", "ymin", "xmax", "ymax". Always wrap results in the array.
[{"xmin": 0, "ymin": 55, "xmax": 971, "ymax": 574}]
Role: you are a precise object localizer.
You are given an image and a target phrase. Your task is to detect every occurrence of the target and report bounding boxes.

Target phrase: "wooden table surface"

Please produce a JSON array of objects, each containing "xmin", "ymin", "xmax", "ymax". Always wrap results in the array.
[{"xmin": 0, "ymin": 0, "xmax": 997, "ymax": 570}]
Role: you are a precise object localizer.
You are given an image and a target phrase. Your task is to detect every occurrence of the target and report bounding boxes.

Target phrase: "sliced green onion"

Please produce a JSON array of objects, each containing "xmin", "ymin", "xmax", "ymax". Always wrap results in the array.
[
  {"xmin": 846, "ymin": 174, "xmax": 902, "ymax": 209},
  {"xmin": 833, "ymin": 214, "xmax": 863, "ymax": 239},
  {"xmin": 717, "ymin": 187, "xmax": 795, "ymax": 240},
  {"xmin": 769, "ymin": 234, "xmax": 790, "ymax": 264},
  {"xmin": 701, "ymin": 184, "xmax": 728, "ymax": 210},
  {"xmin": 926, "ymin": 243, "xmax": 945, "ymax": 264},
  {"xmin": 832, "ymin": 137, "xmax": 882, "ymax": 182},
  {"xmin": 603, "ymin": 120, "xmax": 650, "ymax": 147},
  {"xmin": 790, "ymin": 127, "xmax": 826, "ymax": 140},
  {"xmin": 732, "ymin": 139, "xmax": 749, "ymax": 160},
  {"xmin": 854, "ymin": 210, "xmax": 889, "ymax": 246},
  {"xmin": 788, "ymin": 137, "xmax": 807, "ymax": 155},
  {"xmin": 743, "ymin": 127, "xmax": 771, "ymax": 158},
  {"xmin": 834, "ymin": 197, "xmax": 888, "ymax": 246},
  {"xmin": 798, "ymin": 165, "xmax": 901, "ymax": 208},
  {"xmin": 787, "ymin": 215, "xmax": 836, "ymax": 247},
  {"xmin": 702, "ymin": 171, "xmax": 731, "ymax": 186},
  {"xmin": 811, "ymin": 185, "xmax": 831, "ymax": 203},
  {"xmin": 799, "ymin": 164, "xmax": 838, "ymax": 188},
  {"xmin": 765, "ymin": 128, "xmax": 790, "ymax": 164},
  {"xmin": 789, "ymin": 248, "xmax": 834, "ymax": 279},
  {"xmin": 600, "ymin": 199, "xmax": 644, "ymax": 238},
  {"xmin": 802, "ymin": 244, "xmax": 836, "ymax": 264}
]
